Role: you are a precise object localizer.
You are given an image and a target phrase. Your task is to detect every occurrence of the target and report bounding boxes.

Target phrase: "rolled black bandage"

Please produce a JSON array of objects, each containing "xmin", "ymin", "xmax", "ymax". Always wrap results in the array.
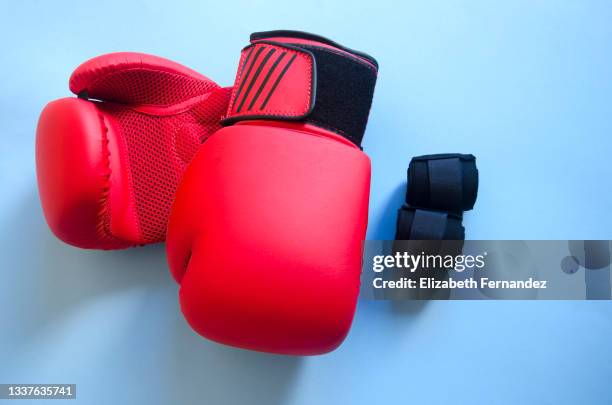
[
  {"xmin": 395, "ymin": 206, "xmax": 465, "ymax": 240},
  {"xmin": 407, "ymin": 154, "xmax": 478, "ymax": 214},
  {"xmin": 392, "ymin": 208, "xmax": 465, "ymax": 300}
]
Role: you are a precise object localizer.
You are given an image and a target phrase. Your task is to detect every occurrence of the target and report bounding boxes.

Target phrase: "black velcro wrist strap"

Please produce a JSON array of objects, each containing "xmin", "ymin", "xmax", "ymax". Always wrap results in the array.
[
  {"xmin": 407, "ymin": 154, "xmax": 478, "ymax": 214},
  {"xmin": 222, "ymin": 33, "xmax": 378, "ymax": 147},
  {"xmin": 395, "ymin": 206, "xmax": 465, "ymax": 241}
]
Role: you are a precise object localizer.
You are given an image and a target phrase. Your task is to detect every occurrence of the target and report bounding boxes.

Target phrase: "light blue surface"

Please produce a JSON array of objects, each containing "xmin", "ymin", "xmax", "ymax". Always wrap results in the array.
[{"xmin": 1, "ymin": 1, "xmax": 612, "ymax": 404}]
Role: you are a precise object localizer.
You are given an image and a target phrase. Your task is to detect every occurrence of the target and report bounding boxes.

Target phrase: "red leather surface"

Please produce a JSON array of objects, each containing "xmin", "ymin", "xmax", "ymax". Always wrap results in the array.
[
  {"xmin": 36, "ymin": 98, "xmax": 130, "ymax": 248},
  {"xmin": 36, "ymin": 53, "xmax": 230, "ymax": 249},
  {"xmin": 225, "ymin": 43, "xmax": 313, "ymax": 121},
  {"xmin": 167, "ymin": 124, "xmax": 371, "ymax": 355},
  {"xmin": 70, "ymin": 52, "xmax": 215, "ymax": 105}
]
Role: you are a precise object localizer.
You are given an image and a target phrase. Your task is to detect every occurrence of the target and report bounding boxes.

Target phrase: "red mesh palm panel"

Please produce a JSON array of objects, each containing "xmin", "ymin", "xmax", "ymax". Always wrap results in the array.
[
  {"xmin": 98, "ymin": 88, "xmax": 231, "ymax": 244},
  {"xmin": 86, "ymin": 69, "xmax": 218, "ymax": 106}
]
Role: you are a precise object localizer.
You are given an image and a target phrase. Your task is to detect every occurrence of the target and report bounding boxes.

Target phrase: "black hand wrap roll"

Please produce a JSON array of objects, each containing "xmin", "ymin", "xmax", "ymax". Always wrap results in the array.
[
  {"xmin": 391, "ymin": 153, "xmax": 478, "ymax": 299},
  {"xmin": 407, "ymin": 154, "xmax": 478, "ymax": 215},
  {"xmin": 395, "ymin": 206, "xmax": 465, "ymax": 240},
  {"xmin": 391, "ymin": 208, "xmax": 464, "ymax": 300},
  {"xmin": 395, "ymin": 153, "xmax": 479, "ymax": 242}
]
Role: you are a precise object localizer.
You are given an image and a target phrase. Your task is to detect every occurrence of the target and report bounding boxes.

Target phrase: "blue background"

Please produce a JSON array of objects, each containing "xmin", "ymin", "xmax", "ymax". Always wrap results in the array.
[{"xmin": 1, "ymin": 1, "xmax": 612, "ymax": 404}]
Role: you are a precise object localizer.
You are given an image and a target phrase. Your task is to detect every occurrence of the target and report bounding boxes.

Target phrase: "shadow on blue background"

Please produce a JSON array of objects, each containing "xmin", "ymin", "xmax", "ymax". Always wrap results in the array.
[
  {"xmin": 1, "ymin": 1, "xmax": 612, "ymax": 404},
  {"xmin": 1, "ymin": 187, "xmax": 301, "ymax": 404}
]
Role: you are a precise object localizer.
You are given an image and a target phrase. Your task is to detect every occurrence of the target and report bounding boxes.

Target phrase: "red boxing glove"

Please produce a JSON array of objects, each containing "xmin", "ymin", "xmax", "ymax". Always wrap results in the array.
[
  {"xmin": 36, "ymin": 53, "xmax": 231, "ymax": 249},
  {"xmin": 167, "ymin": 31, "xmax": 378, "ymax": 355}
]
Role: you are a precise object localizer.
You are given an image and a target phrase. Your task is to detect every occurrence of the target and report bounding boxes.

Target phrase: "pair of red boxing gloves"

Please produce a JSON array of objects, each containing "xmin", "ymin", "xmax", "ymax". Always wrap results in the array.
[{"xmin": 36, "ymin": 31, "xmax": 378, "ymax": 355}]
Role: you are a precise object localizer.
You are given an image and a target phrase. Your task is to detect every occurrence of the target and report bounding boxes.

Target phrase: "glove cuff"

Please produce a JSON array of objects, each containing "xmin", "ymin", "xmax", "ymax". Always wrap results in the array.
[{"xmin": 223, "ymin": 30, "xmax": 378, "ymax": 147}]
